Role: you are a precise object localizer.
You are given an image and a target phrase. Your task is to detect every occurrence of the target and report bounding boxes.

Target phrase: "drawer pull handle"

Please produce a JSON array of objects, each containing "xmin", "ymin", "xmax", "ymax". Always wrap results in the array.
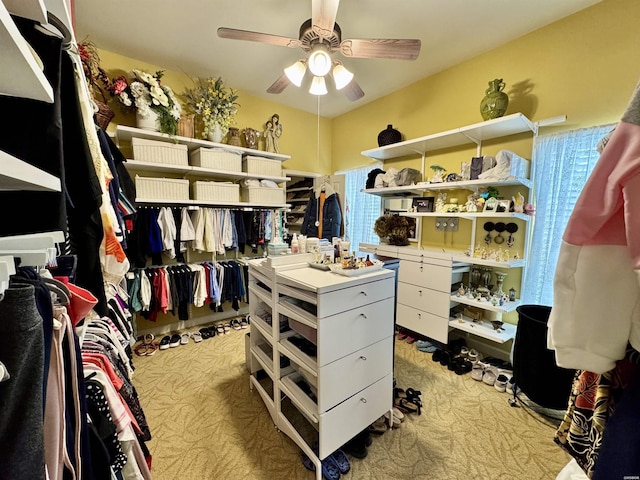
[
  {"xmin": 418, "ymin": 313, "xmax": 422, "ymax": 319},
  {"xmin": 359, "ymin": 291, "xmax": 367, "ymax": 296},
  {"xmin": 360, "ymin": 398, "xmax": 367, "ymax": 403},
  {"xmin": 359, "ymin": 356, "xmax": 367, "ymax": 361},
  {"xmin": 420, "ymin": 266, "xmax": 423, "ymax": 272},
  {"xmin": 418, "ymin": 290, "xmax": 422, "ymax": 296},
  {"xmin": 359, "ymin": 313, "xmax": 367, "ymax": 319}
]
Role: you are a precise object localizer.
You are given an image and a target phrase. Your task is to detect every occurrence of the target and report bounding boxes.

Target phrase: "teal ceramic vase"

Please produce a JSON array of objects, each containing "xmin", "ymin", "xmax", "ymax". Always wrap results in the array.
[{"xmin": 480, "ymin": 79, "xmax": 509, "ymax": 121}]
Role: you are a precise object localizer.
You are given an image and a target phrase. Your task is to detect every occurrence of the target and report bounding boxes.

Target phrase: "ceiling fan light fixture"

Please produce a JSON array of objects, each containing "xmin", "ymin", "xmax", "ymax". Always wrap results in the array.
[
  {"xmin": 332, "ymin": 63, "xmax": 354, "ymax": 90},
  {"xmin": 284, "ymin": 60, "xmax": 306, "ymax": 87},
  {"xmin": 309, "ymin": 76, "xmax": 328, "ymax": 96},
  {"xmin": 307, "ymin": 46, "xmax": 332, "ymax": 77}
]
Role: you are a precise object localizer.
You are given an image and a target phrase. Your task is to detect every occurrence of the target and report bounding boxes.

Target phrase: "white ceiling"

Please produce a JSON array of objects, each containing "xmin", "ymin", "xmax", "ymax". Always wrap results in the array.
[{"xmin": 74, "ymin": 0, "xmax": 601, "ymax": 119}]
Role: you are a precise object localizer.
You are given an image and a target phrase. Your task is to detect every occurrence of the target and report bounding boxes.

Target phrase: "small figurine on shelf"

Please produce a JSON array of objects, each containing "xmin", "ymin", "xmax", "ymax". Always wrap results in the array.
[
  {"xmin": 457, "ymin": 283, "xmax": 466, "ymax": 296},
  {"xmin": 435, "ymin": 193, "xmax": 447, "ymax": 213},
  {"xmin": 365, "ymin": 255, "xmax": 374, "ymax": 267},
  {"xmin": 513, "ymin": 192, "xmax": 525, "ymax": 213},
  {"xmin": 430, "ymin": 165, "xmax": 446, "ymax": 183}
]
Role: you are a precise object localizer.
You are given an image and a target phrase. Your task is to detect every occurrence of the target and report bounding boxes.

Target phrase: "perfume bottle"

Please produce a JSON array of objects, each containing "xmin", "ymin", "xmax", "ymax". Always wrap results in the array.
[{"xmin": 365, "ymin": 255, "xmax": 374, "ymax": 267}]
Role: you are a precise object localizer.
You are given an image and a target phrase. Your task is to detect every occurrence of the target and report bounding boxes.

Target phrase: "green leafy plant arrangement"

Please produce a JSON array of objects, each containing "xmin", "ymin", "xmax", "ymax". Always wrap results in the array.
[{"xmin": 183, "ymin": 76, "xmax": 240, "ymax": 139}]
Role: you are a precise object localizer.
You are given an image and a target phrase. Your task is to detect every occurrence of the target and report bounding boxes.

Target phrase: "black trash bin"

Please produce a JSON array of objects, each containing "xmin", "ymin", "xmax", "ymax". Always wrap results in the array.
[{"xmin": 513, "ymin": 305, "xmax": 576, "ymax": 410}]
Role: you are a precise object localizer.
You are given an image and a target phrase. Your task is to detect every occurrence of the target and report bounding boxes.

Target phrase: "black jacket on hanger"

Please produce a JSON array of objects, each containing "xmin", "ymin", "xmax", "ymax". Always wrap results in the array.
[{"xmin": 301, "ymin": 190, "xmax": 342, "ymax": 241}]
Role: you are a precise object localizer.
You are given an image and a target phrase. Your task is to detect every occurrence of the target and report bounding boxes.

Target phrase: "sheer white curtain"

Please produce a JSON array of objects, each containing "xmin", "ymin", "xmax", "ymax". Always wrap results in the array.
[
  {"xmin": 523, "ymin": 124, "xmax": 615, "ymax": 306},
  {"xmin": 342, "ymin": 163, "xmax": 382, "ymax": 249}
]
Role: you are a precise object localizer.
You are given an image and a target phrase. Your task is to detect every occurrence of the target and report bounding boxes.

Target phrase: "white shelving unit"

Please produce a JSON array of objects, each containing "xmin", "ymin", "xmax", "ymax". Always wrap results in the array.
[
  {"xmin": 283, "ymin": 169, "xmax": 321, "ymax": 237},
  {"xmin": 360, "ymin": 113, "xmax": 541, "ymax": 345},
  {"xmin": 0, "ymin": 150, "xmax": 61, "ymax": 192},
  {"xmin": 247, "ymin": 255, "xmax": 396, "ymax": 480},
  {"xmin": 361, "ymin": 113, "xmax": 536, "ymax": 161},
  {"xmin": 117, "ymin": 125, "xmax": 290, "ymax": 161},
  {"xmin": 0, "ymin": 1, "xmax": 54, "ymax": 103},
  {"xmin": 116, "ymin": 125, "xmax": 292, "ymax": 210},
  {"xmin": 0, "ymin": 1, "xmax": 61, "ymax": 194}
]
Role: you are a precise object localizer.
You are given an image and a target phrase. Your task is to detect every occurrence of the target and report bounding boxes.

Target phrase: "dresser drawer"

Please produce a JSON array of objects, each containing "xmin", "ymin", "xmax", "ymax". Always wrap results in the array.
[
  {"xmin": 317, "ymin": 298, "xmax": 394, "ymax": 366},
  {"xmin": 318, "ymin": 374, "xmax": 392, "ymax": 459},
  {"xmin": 398, "ymin": 260, "xmax": 452, "ymax": 293},
  {"xmin": 317, "ymin": 277, "xmax": 394, "ymax": 318},
  {"xmin": 396, "ymin": 303, "xmax": 449, "ymax": 343},
  {"xmin": 318, "ymin": 337, "xmax": 392, "ymax": 412},
  {"xmin": 397, "ymin": 282, "xmax": 450, "ymax": 318}
]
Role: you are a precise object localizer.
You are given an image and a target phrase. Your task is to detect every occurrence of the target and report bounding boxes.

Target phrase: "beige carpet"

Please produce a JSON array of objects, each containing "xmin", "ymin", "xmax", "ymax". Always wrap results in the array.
[{"xmin": 131, "ymin": 326, "xmax": 571, "ymax": 479}]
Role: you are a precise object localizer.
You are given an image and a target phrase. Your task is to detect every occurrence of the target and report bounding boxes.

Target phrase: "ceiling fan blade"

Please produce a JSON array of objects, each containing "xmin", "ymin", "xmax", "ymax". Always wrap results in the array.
[
  {"xmin": 343, "ymin": 80, "xmax": 364, "ymax": 101},
  {"xmin": 312, "ymin": 0, "xmax": 340, "ymax": 39},
  {"xmin": 267, "ymin": 74, "xmax": 291, "ymax": 94},
  {"xmin": 340, "ymin": 38, "xmax": 421, "ymax": 60},
  {"xmin": 217, "ymin": 27, "xmax": 302, "ymax": 49}
]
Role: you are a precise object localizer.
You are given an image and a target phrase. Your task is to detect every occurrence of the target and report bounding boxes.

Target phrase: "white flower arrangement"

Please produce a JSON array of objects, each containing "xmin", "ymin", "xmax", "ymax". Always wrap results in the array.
[{"xmin": 109, "ymin": 69, "xmax": 181, "ymax": 135}]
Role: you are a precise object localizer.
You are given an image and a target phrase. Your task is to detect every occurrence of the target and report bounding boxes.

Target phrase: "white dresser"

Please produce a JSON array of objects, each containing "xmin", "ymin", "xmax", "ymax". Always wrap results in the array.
[{"xmin": 247, "ymin": 255, "xmax": 395, "ymax": 479}]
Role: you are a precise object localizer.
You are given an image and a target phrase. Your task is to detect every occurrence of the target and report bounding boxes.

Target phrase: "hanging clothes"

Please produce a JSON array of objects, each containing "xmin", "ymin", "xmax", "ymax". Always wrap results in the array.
[
  {"xmin": 301, "ymin": 182, "xmax": 342, "ymax": 241},
  {"xmin": 548, "ymin": 80, "xmax": 640, "ymax": 478}
]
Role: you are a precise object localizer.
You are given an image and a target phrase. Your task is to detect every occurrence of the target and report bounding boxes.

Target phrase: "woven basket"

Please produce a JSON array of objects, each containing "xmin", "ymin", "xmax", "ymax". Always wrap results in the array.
[
  {"xmin": 94, "ymin": 87, "xmax": 115, "ymax": 130},
  {"xmin": 95, "ymin": 100, "xmax": 115, "ymax": 130}
]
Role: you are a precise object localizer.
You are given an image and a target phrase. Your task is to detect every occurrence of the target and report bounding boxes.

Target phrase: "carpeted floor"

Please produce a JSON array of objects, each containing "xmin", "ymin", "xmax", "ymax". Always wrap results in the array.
[{"xmin": 132, "ymin": 326, "xmax": 571, "ymax": 479}]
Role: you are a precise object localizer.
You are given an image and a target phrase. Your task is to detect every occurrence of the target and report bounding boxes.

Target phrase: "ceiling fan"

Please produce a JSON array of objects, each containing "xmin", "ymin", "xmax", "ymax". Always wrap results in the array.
[{"xmin": 217, "ymin": 0, "xmax": 421, "ymax": 100}]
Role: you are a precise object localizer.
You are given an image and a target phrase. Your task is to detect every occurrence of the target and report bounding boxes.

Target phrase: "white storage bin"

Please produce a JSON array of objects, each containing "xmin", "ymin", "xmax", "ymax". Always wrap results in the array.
[
  {"xmin": 241, "ymin": 187, "xmax": 285, "ymax": 204},
  {"xmin": 135, "ymin": 176, "xmax": 190, "ymax": 201},
  {"xmin": 190, "ymin": 148, "xmax": 242, "ymax": 172},
  {"xmin": 243, "ymin": 155, "xmax": 282, "ymax": 177},
  {"xmin": 192, "ymin": 181, "xmax": 240, "ymax": 202},
  {"xmin": 132, "ymin": 137, "xmax": 188, "ymax": 166}
]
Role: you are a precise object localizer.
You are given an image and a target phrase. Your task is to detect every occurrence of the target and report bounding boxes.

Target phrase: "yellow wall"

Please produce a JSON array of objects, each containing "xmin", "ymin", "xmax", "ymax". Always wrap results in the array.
[
  {"xmin": 97, "ymin": 49, "xmax": 333, "ymax": 175},
  {"xmin": 98, "ymin": 0, "xmax": 640, "ymax": 178},
  {"xmin": 332, "ymin": 0, "xmax": 640, "ymax": 173}
]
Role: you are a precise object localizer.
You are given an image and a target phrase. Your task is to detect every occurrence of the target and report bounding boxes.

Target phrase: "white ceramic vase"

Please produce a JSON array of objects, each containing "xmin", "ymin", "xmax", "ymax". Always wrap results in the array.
[
  {"xmin": 136, "ymin": 109, "xmax": 160, "ymax": 132},
  {"xmin": 207, "ymin": 124, "xmax": 224, "ymax": 143}
]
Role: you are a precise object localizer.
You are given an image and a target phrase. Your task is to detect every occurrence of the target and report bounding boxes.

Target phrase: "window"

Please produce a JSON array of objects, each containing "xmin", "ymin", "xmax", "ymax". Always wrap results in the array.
[
  {"xmin": 522, "ymin": 124, "xmax": 615, "ymax": 306},
  {"xmin": 341, "ymin": 164, "xmax": 382, "ymax": 249}
]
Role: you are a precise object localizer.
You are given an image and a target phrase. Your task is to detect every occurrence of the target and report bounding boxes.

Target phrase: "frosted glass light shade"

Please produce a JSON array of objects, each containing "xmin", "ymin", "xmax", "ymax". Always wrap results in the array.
[
  {"xmin": 308, "ymin": 48, "xmax": 332, "ymax": 76},
  {"xmin": 284, "ymin": 61, "xmax": 306, "ymax": 87},
  {"xmin": 309, "ymin": 76, "xmax": 328, "ymax": 95},
  {"xmin": 332, "ymin": 64, "xmax": 354, "ymax": 90}
]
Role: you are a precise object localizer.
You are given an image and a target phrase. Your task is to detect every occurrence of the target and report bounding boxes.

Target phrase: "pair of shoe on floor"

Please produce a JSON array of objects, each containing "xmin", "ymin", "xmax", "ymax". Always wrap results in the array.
[
  {"xmin": 415, "ymin": 339, "xmax": 443, "ymax": 353},
  {"xmin": 301, "ymin": 445, "xmax": 350, "ymax": 480},
  {"xmin": 471, "ymin": 362, "xmax": 514, "ymax": 392},
  {"xmin": 396, "ymin": 329, "xmax": 417, "ymax": 344},
  {"xmin": 394, "ymin": 387, "xmax": 422, "ymax": 415},
  {"xmin": 134, "ymin": 334, "xmax": 159, "ymax": 356},
  {"xmin": 432, "ymin": 348, "xmax": 473, "ymax": 375},
  {"xmin": 341, "ymin": 430, "xmax": 372, "ymax": 459},
  {"xmin": 159, "ymin": 332, "xmax": 192, "ymax": 350}
]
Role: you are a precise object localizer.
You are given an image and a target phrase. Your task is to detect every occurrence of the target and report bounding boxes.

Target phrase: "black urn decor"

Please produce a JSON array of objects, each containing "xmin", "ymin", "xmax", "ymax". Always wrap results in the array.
[{"xmin": 377, "ymin": 124, "xmax": 402, "ymax": 147}]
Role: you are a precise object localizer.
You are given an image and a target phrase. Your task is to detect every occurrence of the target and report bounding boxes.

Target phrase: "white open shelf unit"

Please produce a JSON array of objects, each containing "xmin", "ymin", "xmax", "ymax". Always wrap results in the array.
[
  {"xmin": 116, "ymin": 125, "xmax": 291, "ymax": 162},
  {"xmin": 0, "ymin": 149, "xmax": 61, "ymax": 192},
  {"xmin": 361, "ymin": 113, "xmax": 537, "ymax": 161}
]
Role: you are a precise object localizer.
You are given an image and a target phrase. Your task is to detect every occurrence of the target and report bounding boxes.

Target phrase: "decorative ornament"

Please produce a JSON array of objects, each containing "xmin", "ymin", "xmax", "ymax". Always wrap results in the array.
[
  {"xmin": 506, "ymin": 223, "xmax": 519, "ymax": 247},
  {"xmin": 494, "ymin": 222, "xmax": 506, "ymax": 244},
  {"xmin": 377, "ymin": 124, "xmax": 402, "ymax": 146},
  {"xmin": 480, "ymin": 78, "xmax": 509, "ymax": 121},
  {"xmin": 483, "ymin": 221, "xmax": 495, "ymax": 245}
]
